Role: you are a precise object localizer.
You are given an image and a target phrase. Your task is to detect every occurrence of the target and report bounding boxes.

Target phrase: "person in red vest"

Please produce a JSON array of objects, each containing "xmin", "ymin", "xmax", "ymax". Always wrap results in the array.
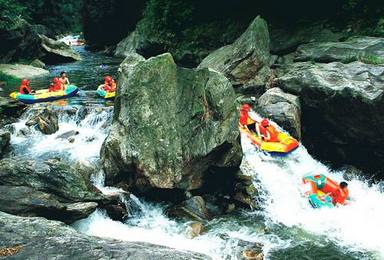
[
  {"xmin": 48, "ymin": 77, "xmax": 64, "ymax": 92},
  {"xmin": 256, "ymin": 119, "xmax": 279, "ymax": 142},
  {"xmin": 104, "ymin": 76, "xmax": 116, "ymax": 92},
  {"xmin": 239, "ymin": 104, "xmax": 256, "ymax": 132},
  {"xmin": 19, "ymin": 79, "xmax": 32, "ymax": 94},
  {"xmin": 330, "ymin": 181, "xmax": 349, "ymax": 205}
]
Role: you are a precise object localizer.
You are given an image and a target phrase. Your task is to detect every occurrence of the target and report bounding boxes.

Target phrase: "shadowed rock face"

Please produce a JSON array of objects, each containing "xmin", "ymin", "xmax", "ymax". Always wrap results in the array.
[
  {"xmin": 0, "ymin": 211, "xmax": 210, "ymax": 259},
  {"xmin": 275, "ymin": 61, "xmax": 384, "ymax": 176},
  {"xmin": 199, "ymin": 16, "xmax": 272, "ymax": 94},
  {"xmin": 102, "ymin": 53, "xmax": 241, "ymax": 192}
]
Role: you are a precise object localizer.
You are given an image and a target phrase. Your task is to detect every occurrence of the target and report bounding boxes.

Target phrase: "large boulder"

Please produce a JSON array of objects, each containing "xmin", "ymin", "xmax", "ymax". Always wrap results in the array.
[
  {"xmin": 257, "ymin": 87, "xmax": 301, "ymax": 140},
  {"xmin": 39, "ymin": 35, "xmax": 82, "ymax": 64},
  {"xmin": 198, "ymin": 16, "xmax": 271, "ymax": 94},
  {"xmin": 0, "ymin": 212, "xmax": 209, "ymax": 259},
  {"xmin": 0, "ymin": 64, "xmax": 49, "ymax": 79},
  {"xmin": 275, "ymin": 61, "xmax": 384, "ymax": 176},
  {"xmin": 0, "ymin": 96, "xmax": 26, "ymax": 127},
  {"xmin": 0, "ymin": 130, "xmax": 10, "ymax": 156},
  {"xmin": 102, "ymin": 53, "xmax": 241, "ymax": 192},
  {"xmin": 0, "ymin": 158, "xmax": 107, "ymax": 223},
  {"xmin": 294, "ymin": 36, "xmax": 384, "ymax": 64}
]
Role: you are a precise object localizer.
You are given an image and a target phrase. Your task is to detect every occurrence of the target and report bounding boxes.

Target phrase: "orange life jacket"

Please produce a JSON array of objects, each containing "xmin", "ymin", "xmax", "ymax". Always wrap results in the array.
[{"xmin": 259, "ymin": 125, "xmax": 279, "ymax": 142}]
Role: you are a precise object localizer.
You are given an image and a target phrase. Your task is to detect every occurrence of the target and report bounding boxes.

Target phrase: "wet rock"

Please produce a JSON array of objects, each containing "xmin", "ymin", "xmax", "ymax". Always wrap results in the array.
[
  {"xmin": 0, "ymin": 158, "xmax": 104, "ymax": 223},
  {"xmin": 68, "ymin": 137, "xmax": 75, "ymax": 143},
  {"xmin": 26, "ymin": 108, "xmax": 59, "ymax": 135},
  {"xmin": 39, "ymin": 35, "xmax": 82, "ymax": 64},
  {"xmin": 102, "ymin": 203, "xmax": 128, "ymax": 221},
  {"xmin": 0, "ymin": 64, "xmax": 49, "ymax": 79},
  {"xmin": 102, "ymin": 53, "xmax": 241, "ymax": 191},
  {"xmin": 0, "ymin": 131, "xmax": 10, "ymax": 156},
  {"xmin": 232, "ymin": 172, "xmax": 258, "ymax": 209},
  {"xmin": 168, "ymin": 196, "xmax": 211, "ymax": 222},
  {"xmin": 257, "ymin": 87, "xmax": 301, "ymax": 140},
  {"xmin": 30, "ymin": 59, "xmax": 46, "ymax": 69},
  {"xmin": 185, "ymin": 222, "xmax": 205, "ymax": 239},
  {"xmin": 294, "ymin": 36, "xmax": 384, "ymax": 64},
  {"xmin": 56, "ymin": 130, "xmax": 79, "ymax": 139},
  {"xmin": 199, "ymin": 16, "xmax": 271, "ymax": 93},
  {"xmin": 0, "ymin": 211, "xmax": 209, "ymax": 259},
  {"xmin": 242, "ymin": 250, "xmax": 264, "ymax": 260},
  {"xmin": 275, "ymin": 61, "xmax": 384, "ymax": 176}
]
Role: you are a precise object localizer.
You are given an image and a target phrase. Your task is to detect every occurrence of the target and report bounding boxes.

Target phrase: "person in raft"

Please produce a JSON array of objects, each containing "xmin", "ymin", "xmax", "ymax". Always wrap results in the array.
[
  {"xmin": 239, "ymin": 104, "xmax": 257, "ymax": 132},
  {"xmin": 19, "ymin": 79, "xmax": 33, "ymax": 94},
  {"xmin": 48, "ymin": 77, "xmax": 64, "ymax": 92},
  {"xmin": 256, "ymin": 119, "xmax": 279, "ymax": 142},
  {"xmin": 103, "ymin": 75, "xmax": 116, "ymax": 92},
  {"xmin": 331, "ymin": 181, "xmax": 349, "ymax": 205},
  {"xmin": 59, "ymin": 71, "xmax": 70, "ymax": 87}
]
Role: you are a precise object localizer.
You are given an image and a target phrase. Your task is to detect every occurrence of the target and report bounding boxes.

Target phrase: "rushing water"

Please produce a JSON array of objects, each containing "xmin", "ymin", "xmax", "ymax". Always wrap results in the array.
[{"xmin": 2, "ymin": 46, "xmax": 384, "ymax": 259}]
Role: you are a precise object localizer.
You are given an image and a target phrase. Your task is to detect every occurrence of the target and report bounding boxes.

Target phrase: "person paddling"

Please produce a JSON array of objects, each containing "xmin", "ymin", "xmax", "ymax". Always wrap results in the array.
[
  {"xmin": 19, "ymin": 79, "xmax": 33, "ymax": 94},
  {"xmin": 103, "ymin": 76, "xmax": 116, "ymax": 92},
  {"xmin": 256, "ymin": 119, "xmax": 279, "ymax": 142},
  {"xmin": 59, "ymin": 71, "xmax": 70, "ymax": 87}
]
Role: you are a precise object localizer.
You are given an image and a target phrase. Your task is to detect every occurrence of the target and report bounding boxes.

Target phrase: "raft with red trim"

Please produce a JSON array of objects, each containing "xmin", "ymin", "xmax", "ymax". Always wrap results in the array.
[
  {"xmin": 302, "ymin": 174, "xmax": 335, "ymax": 209},
  {"xmin": 239, "ymin": 126, "xmax": 299, "ymax": 154}
]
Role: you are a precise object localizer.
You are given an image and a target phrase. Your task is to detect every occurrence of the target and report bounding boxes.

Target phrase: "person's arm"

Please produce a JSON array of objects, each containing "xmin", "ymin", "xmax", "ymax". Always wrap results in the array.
[
  {"xmin": 255, "ymin": 123, "xmax": 261, "ymax": 137},
  {"xmin": 66, "ymin": 78, "xmax": 70, "ymax": 85}
]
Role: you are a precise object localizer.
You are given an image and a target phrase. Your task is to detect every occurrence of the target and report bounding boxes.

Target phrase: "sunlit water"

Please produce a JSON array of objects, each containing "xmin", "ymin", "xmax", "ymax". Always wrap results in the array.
[{"xmin": 2, "ymin": 46, "xmax": 383, "ymax": 259}]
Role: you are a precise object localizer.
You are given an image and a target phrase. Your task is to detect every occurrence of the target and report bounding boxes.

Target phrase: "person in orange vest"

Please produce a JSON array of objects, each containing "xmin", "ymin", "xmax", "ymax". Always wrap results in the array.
[
  {"xmin": 239, "ymin": 104, "xmax": 256, "ymax": 132},
  {"xmin": 104, "ymin": 76, "xmax": 116, "ymax": 92},
  {"xmin": 19, "ymin": 79, "xmax": 33, "ymax": 94},
  {"xmin": 256, "ymin": 119, "xmax": 279, "ymax": 142},
  {"xmin": 48, "ymin": 77, "xmax": 64, "ymax": 92},
  {"xmin": 330, "ymin": 181, "xmax": 349, "ymax": 205}
]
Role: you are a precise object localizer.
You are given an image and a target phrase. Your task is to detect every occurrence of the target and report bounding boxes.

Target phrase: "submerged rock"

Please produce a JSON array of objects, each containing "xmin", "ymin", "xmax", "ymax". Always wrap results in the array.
[
  {"xmin": 102, "ymin": 53, "xmax": 241, "ymax": 192},
  {"xmin": 56, "ymin": 130, "xmax": 80, "ymax": 139},
  {"xmin": 257, "ymin": 87, "xmax": 301, "ymax": 140},
  {"xmin": 0, "ymin": 211, "xmax": 209, "ymax": 259},
  {"xmin": 26, "ymin": 108, "xmax": 59, "ymax": 134},
  {"xmin": 275, "ymin": 61, "xmax": 384, "ymax": 175},
  {"xmin": 185, "ymin": 222, "xmax": 205, "ymax": 239},
  {"xmin": 294, "ymin": 36, "xmax": 384, "ymax": 64},
  {"xmin": 199, "ymin": 16, "xmax": 271, "ymax": 93}
]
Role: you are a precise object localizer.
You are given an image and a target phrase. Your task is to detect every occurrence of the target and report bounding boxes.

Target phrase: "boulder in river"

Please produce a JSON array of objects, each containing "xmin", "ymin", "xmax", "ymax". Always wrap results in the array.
[
  {"xmin": 39, "ymin": 35, "xmax": 82, "ymax": 64},
  {"xmin": 0, "ymin": 158, "xmax": 106, "ymax": 223},
  {"xmin": 257, "ymin": 87, "xmax": 301, "ymax": 140},
  {"xmin": 30, "ymin": 59, "xmax": 46, "ymax": 69},
  {"xmin": 294, "ymin": 36, "xmax": 384, "ymax": 64},
  {"xmin": 0, "ymin": 131, "xmax": 10, "ymax": 156},
  {"xmin": 198, "ymin": 16, "xmax": 272, "ymax": 94},
  {"xmin": 0, "ymin": 211, "xmax": 209, "ymax": 259},
  {"xmin": 275, "ymin": 61, "xmax": 384, "ymax": 176},
  {"xmin": 0, "ymin": 97, "xmax": 26, "ymax": 127},
  {"xmin": 26, "ymin": 108, "xmax": 59, "ymax": 135},
  {"xmin": 167, "ymin": 196, "xmax": 211, "ymax": 222},
  {"xmin": 0, "ymin": 64, "xmax": 49, "ymax": 79},
  {"xmin": 102, "ymin": 53, "xmax": 242, "ymax": 192}
]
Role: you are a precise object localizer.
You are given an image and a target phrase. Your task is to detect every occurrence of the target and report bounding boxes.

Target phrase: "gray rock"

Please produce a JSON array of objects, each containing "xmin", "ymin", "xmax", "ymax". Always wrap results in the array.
[
  {"xmin": 257, "ymin": 87, "xmax": 301, "ymax": 140},
  {"xmin": 295, "ymin": 36, "xmax": 384, "ymax": 64},
  {"xmin": 26, "ymin": 108, "xmax": 59, "ymax": 135},
  {"xmin": 0, "ymin": 64, "xmax": 49, "ymax": 79},
  {"xmin": 168, "ymin": 196, "xmax": 211, "ymax": 222},
  {"xmin": 198, "ymin": 16, "xmax": 271, "ymax": 93},
  {"xmin": 115, "ymin": 31, "xmax": 142, "ymax": 57},
  {"xmin": 0, "ymin": 158, "xmax": 105, "ymax": 223},
  {"xmin": 102, "ymin": 53, "xmax": 241, "ymax": 191},
  {"xmin": 56, "ymin": 130, "xmax": 79, "ymax": 139},
  {"xmin": 30, "ymin": 59, "xmax": 46, "ymax": 69},
  {"xmin": 0, "ymin": 130, "xmax": 10, "ymax": 156},
  {"xmin": 0, "ymin": 211, "xmax": 209, "ymax": 259},
  {"xmin": 39, "ymin": 35, "xmax": 82, "ymax": 63},
  {"xmin": 0, "ymin": 96, "xmax": 26, "ymax": 127},
  {"xmin": 275, "ymin": 61, "xmax": 384, "ymax": 176}
]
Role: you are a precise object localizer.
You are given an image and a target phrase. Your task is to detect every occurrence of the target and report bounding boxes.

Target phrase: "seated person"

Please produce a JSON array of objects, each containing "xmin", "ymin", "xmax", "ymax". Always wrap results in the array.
[
  {"xmin": 49, "ymin": 77, "xmax": 64, "ymax": 92},
  {"xmin": 330, "ymin": 181, "xmax": 349, "ymax": 206},
  {"xmin": 59, "ymin": 71, "xmax": 70, "ymax": 88},
  {"xmin": 19, "ymin": 79, "xmax": 33, "ymax": 94},
  {"xmin": 103, "ymin": 75, "xmax": 116, "ymax": 92},
  {"xmin": 256, "ymin": 119, "xmax": 279, "ymax": 142},
  {"xmin": 239, "ymin": 104, "xmax": 256, "ymax": 132}
]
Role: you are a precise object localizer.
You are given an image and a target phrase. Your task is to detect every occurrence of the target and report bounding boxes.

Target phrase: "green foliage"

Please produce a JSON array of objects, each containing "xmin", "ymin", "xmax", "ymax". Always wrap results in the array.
[{"xmin": 0, "ymin": 0, "xmax": 26, "ymax": 30}]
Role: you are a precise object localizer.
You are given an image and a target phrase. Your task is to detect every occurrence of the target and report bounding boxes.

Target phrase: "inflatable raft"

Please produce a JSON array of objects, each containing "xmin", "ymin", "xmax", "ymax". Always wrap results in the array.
[
  {"xmin": 303, "ymin": 174, "xmax": 335, "ymax": 209},
  {"xmin": 9, "ymin": 85, "xmax": 79, "ymax": 104},
  {"xmin": 239, "ymin": 126, "xmax": 299, "ymax": 154},
  {"xmin": 97, "ymin": 85, "xmax": 115, "ymax": 99}
]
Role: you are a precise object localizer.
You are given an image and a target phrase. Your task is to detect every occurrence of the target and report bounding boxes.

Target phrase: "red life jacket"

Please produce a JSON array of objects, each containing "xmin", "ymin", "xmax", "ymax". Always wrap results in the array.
[
  {"xmin": 331, "ymin": 187, "xmax": 349, "ymax": 205},
  {"xmin": 19, "ymin": 84, "xmax": 31, "ymax": 94},
  {"xmin": 104, "ymin": 80, "xmax": 116, "ymax": 92},
  {"xmin": 49, "ymin": 82, "xmax": 63, "ymax": 92},
  {"xmin": 239, "ymin": 110, "xmax": 255, "ymax": 126},
  {"xmin": 259, "ymin": 125, "xmax": 279, "ymax": 142}
]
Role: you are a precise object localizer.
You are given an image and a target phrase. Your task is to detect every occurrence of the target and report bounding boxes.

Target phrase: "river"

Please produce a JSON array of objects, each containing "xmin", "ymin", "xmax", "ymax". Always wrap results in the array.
[{"xmin": 2, "ymin": 47, "xmax": 384, "ymax": 260}]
